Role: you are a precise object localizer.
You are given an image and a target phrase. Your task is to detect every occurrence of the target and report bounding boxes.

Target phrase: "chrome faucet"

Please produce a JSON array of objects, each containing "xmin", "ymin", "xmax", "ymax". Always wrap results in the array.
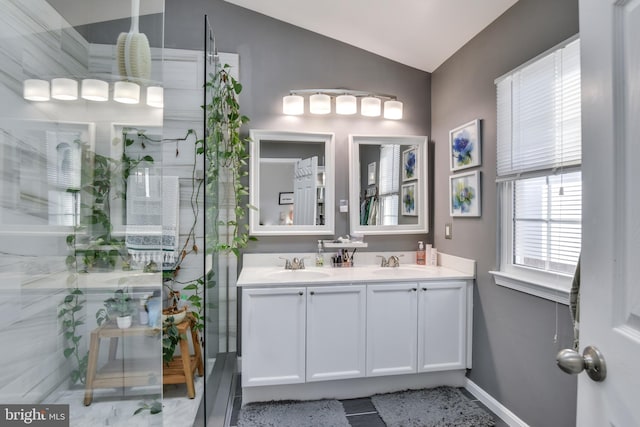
[
  {"xmin": 377, "ymin": 254, "xmax": 402, "ymax": 267},
  {"xmin": 281, "ymin": 257, "xmax": 305, "ymax": 270}
]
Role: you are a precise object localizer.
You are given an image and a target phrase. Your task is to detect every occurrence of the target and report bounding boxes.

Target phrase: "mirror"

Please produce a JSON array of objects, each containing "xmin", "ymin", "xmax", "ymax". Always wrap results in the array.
[
  {"xmin": 349, "ymin": 134, "xmax": 429, "ymax": 235},
  {"xmin": 249, "ymin": 130, "xmax": 335, "ymax": 236}
]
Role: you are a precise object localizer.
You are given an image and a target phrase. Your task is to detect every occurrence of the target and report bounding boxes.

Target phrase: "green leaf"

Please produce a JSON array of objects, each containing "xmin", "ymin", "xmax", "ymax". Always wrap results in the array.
[{"xmin": 64, "ymin": 348, "xmax": 75, "ymax": 358}]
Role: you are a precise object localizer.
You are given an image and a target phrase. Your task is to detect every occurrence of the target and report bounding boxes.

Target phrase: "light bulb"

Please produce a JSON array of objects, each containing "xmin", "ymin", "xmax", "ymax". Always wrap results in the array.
[
  {"xmin": 336, "ymin": 94, "xmax": 357, "ymax": 115},
  {"xmin": 113, "ymin": 81, "xmax": 140, "ymax": 104},
  {"xmin": 51, "ymin": 78, "xmax": 78, "ymax": 101},
  {"xmin": 283, "ymin": 95, "xmax": 304, "ymax": 115},
  {"xmin": 309, "ymin": 93, "xmax": 331, "ymax": 115},
  {"xmin": 361, "ymin": 97, "xmax": 381, "ymax": 117},
  {"xmin": 81, "ymin": 79, "xmax": 109, "ymax": 101},
  {"xmin": 146, "ymin": 86, "xmax": 164, "ymax": 108},
  {"xmin": 23, "ymin": 79, "xmax": 50, "ymax": 101},
  {"xmin": 384, "ymin": 100, "xmax": 403, "ymax": 120}
]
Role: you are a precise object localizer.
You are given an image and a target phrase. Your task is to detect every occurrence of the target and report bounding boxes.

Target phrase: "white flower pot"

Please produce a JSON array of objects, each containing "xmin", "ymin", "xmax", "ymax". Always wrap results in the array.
[{"xmin": 116, "ymin": 315, "xmax": 132, "ymax": 329}]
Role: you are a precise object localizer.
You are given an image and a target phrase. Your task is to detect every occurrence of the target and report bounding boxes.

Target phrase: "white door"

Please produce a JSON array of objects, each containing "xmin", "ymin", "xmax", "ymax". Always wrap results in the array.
[
  {"xmin": 306, "ymin": 285, "xmax": 366, "ymax": 381},
  {"xmin": 366, "ymin": 283, "xmax": 418, "ymax": 376},
  {"xmin": 575, "ymin": 0, "xmax": 640, "ymax": 425},
  {"xmin": 293, "ymin": 156, "xmax": 318, "ymax": 225},
  {"xmin": 417, "ymin": 281, "xmax": 466, "ymax": 372},
  {"xmin": 241, "ymin": 287, "xmax": 306, "ymax": 387}
]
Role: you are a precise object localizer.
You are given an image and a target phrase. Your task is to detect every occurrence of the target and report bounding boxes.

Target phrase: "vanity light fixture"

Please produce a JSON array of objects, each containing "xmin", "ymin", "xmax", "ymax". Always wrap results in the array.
[
  {"xmin": 23, "ymin": 77, "xmax": 163, "ymax": 107},
  {"xmin": 51, "ymin": 78, "xmax": 78, "ymax": 101},
  {"xmin": 283, "ymin": 89, "xmax": 403, "ymax": 119},
  {"xmin": 23, "ymin": 79, "xmax": 50, "ymax": 101}
]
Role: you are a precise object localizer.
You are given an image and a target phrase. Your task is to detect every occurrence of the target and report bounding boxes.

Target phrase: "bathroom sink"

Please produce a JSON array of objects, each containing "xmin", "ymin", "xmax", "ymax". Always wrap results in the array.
[{"xmin": 264, "ymin": 269, "xmax": 332, "ymax": 281}]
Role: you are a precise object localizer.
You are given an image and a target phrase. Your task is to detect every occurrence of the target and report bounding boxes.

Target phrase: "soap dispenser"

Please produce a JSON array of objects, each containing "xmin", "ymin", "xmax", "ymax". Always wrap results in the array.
[
  {"xmin": 315, "ymin": 240, "xmax": 324, "ymax": 267},
  {"xmin": 416, "ymin": 241, "xmax": 426, "ymax": 265}
]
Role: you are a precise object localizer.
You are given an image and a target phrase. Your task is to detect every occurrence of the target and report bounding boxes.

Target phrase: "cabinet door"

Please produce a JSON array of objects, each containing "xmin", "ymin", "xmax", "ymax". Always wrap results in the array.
[
  {"xmin": 242, "ymin": 287, "xmax": 306, "ymax": 387},
  {"xmin": 417, "ymin": 281, "xmax": 466, "ymax": 372},
  {"xmin": 306, "ymin": 285, "xmax": 366, "ymax": 381},
  {"xmin": 366, "ymin": 283, "xmax": 418, "ymax": 376}
]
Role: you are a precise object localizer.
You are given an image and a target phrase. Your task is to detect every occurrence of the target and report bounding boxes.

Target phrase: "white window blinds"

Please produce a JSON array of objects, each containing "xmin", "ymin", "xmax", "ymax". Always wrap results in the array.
[
  {"xmin": 496, "ymin": 36, "xmax": 582, "ymax": 275},
  {"xmin": 496, "ymin": 38, "xmax": 581, "ymax": 179},
  {"xmin": 378, "ymin": 144, "xmax": 400, "ymax": 226}
]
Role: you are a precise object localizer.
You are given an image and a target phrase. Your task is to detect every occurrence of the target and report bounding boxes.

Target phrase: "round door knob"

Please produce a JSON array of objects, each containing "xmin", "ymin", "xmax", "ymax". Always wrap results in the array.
[{"xmin": 556, "ymin": 345, "xmax": 606, "ymax": 382}]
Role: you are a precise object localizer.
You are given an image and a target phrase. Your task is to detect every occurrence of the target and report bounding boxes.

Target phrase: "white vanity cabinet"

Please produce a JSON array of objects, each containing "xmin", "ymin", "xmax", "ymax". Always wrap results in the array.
[
  {"xmin": 241, "ymin": 287, "xmax": 306, "ymax": 387},
  {"xmin": 238, "ymin": 253, "xmax": 475, "ymax": 403},
  {"xmin": 306, "ymin": 285, "xmax": 367, "ymax": 381},
  {"xmin": 417, "ymin": 281, "xmax": 467, "ymax": 372},
  {"xmin": 366, "ymin": 282, "xmax": 419, "ymax": 376},
  {"xmin": 242, "ymin": 284, "xmax": 367, "ymax": 387},
  {"xmin": 367, "ymin": 280, "xmax": 469, "ymax": 377}
]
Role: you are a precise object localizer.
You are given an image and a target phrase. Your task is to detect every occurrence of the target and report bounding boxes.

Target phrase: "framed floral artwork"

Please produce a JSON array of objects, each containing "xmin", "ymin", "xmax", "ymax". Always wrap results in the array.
[
  {"xmin": 449, "ymin": 171, "xmax": 481, "ymax": 217},
  {"xmin": 402, "ymin": 147, "xmax": 418, "ymax": 181},
  {"xmin": 401, "ymin": 182, "xmax": 418, "ymax": 216},
  {"xmin": 449, "ymin": 119, "xmax": 481, "ymax": 171}
]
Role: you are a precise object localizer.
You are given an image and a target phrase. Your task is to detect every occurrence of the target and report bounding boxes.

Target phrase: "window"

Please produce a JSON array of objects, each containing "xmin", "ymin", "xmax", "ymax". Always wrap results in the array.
[
  {"xmin": 491, "ymin": 36, "xmax": 581, "ymax": 303},
  {"xmin": 378, "ymin": 144, "xmax": 400, "ymax": 225}
]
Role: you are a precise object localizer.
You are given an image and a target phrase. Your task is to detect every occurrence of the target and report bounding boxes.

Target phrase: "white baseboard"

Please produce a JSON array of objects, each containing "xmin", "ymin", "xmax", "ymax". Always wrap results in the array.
[{"xmin": 464, "ymin": 378, "xmax": 529, "ymax": 427}]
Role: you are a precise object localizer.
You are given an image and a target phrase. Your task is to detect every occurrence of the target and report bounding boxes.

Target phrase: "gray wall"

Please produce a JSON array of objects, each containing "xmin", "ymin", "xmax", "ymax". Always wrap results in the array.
[
  {"xmin": 165, "ymin": 0, "xmax": 432, "ymax": 254},
  {"xmin": 165, "ymin": 0, "xmax": 580, "ymax": 424},
  {"xmin": 431, "ymin": 0, "xmax": 579, "ymax": 425}
]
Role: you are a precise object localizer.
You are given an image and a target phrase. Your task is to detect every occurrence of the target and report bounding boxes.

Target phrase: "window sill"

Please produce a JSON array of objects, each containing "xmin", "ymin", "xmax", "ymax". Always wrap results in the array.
[{"xmin": 489, "ymin": 270, "xmax": 570, "ymax": 305}]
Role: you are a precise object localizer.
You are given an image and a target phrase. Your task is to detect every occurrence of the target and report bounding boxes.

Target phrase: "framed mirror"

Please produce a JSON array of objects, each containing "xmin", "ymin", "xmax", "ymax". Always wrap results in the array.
[
  {"xmin": 249, "ymin": 130, "xmax": 335, "ymax": 236},
  {"xmin": 349, "ymin": 134, "xmax": 429, "ymax": 235}
]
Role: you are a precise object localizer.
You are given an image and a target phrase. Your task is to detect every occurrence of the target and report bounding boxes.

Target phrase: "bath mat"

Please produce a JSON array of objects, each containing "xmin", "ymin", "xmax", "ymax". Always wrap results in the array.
[
  {"xmin": 237, "ymin": 399, "xmax": 350, "ymax": 427},
  {"xmin": 371, "ymin": 386, "xmax": 495, "ymax": 427}
]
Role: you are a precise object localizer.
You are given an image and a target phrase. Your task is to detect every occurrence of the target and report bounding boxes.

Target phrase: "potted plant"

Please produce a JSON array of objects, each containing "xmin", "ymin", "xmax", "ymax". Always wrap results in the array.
[{"xmin": 103, "ymin": 289, "xmax": 137, "ymax": 329}]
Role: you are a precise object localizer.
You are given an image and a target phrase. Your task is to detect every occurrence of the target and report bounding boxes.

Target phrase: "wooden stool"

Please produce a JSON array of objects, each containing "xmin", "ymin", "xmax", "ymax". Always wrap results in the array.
[
  {"xmin": 84, "ymin": 322, "xmax": 160, "ymax": 406},
  {"xmin": 162, "ymin": 315, "xmax": 204, "ymax": 398}
]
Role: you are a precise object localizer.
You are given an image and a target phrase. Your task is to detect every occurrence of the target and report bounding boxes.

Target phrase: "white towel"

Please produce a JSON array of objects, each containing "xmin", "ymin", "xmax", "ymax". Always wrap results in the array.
[{"xmin": 125, "ymin": 175, "xmax": 180, "ymax": 270}]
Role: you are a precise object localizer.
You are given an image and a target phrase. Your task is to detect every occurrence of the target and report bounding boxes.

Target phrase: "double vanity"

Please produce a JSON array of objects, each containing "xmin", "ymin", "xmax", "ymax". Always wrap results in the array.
[{"xmin": 238, "ymin": 251, "xmax": 476, "ymax": 403}]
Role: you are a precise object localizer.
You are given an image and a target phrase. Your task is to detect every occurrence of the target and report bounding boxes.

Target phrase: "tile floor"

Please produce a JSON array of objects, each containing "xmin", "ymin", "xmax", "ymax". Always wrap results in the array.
[{"xmin": 230, "ymin": 375, "xmax": 509, "ymax": 427}]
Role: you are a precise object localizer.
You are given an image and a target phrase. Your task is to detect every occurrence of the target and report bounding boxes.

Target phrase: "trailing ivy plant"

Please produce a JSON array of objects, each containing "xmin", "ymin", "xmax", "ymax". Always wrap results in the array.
[
  {"xmin": 158, "ymin": 64, "xmax": 256, "ymax": 365},
  {"xmin": 202, "ymin": 63, "xmax": 257, "ymax": 257},
  {"xmin": 58, "ymin": 274, "xmax": 88, "ymax": 385}
]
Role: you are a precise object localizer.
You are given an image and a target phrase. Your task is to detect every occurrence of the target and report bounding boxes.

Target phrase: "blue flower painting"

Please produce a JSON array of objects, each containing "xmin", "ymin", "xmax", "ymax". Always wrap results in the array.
[
  {"xmin": 452, "ymin": 180, "xmax": 475, "ymax": 213},
  {"xmin": 449, "ymin": 120, "xmax": 481, "ymax": 171},
  {"xmin": 453, "ymin": 130, "xmax": 473, "ymax": 166},
  {"xmin": 450, "ymin": 171, "xmax": 481, "ymax": 217},
  {"xmin": 401, "ymin": 183, "xmax": 417, "ymax": 216},
  {"xmin": 402, "ymin": 148, "xmax": 417, "ymax": 181}
]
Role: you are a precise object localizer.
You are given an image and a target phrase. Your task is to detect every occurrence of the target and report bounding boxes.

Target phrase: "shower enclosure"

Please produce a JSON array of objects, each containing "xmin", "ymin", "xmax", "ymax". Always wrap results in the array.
[{"xmin": 0, "ymin": 1, "xmax": 235, "ymax": 425}]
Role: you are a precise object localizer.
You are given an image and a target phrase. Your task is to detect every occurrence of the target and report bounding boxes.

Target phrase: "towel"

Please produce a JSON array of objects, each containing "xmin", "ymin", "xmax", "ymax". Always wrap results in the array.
[{"xmin": 125, "ymin": 175, "xmax": 179, "ymax": 270}]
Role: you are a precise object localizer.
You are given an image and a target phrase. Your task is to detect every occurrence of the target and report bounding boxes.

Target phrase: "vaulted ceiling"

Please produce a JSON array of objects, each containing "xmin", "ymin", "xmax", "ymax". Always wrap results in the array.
[{"xmin": 224, "ymin": 0, "xmax": 519, "ymax": 72}]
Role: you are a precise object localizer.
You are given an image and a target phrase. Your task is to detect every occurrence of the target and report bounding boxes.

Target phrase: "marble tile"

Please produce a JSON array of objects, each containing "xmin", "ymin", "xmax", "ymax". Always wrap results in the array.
[{"xmin": 50, "ymin": 375, "xmax": 204, "ymax": 427}]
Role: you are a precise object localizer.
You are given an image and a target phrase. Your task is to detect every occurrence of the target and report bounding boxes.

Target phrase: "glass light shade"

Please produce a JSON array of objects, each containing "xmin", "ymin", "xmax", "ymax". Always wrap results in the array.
[
  {"xmin": 113, "ymin": 81, "xmax": 140, "ymax": 104},
  {"xmin": 361, "ymin": 97, "xmax": 381, "ymax": 117},
  {"xmin": 23, "ymin": 79, "xmax": 50, "ymax": 101},
  {"xmin": 51, "ymin": 78, "xmax": 78, "ymax": 100},
  {"xmin": 283, "ymin": 95, "xmax": 304, "ymax": 115},
  {"xmin": 309, "ymin": 93, "xmax": 331, "ymax": 115},
  {"xmin": 336, "ymin": 94, "xmax": 357, "ymax": 115},
  {"xmin": 146, "ymin": 86, "xmax": 164, "ymax": 108},
  {"xmin": 81, "ymin": 79, "xmax": 108, "ymax": 101},
  {"xmin": 384, "ymin": 100, "xmax": 403, "ymax": 120}
]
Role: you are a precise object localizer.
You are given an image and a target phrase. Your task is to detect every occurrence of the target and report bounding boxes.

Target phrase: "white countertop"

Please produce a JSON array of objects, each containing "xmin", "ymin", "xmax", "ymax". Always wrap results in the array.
[{"xmin": 237, "ymin": 252, "xmax": 475, "ymax": 287}]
